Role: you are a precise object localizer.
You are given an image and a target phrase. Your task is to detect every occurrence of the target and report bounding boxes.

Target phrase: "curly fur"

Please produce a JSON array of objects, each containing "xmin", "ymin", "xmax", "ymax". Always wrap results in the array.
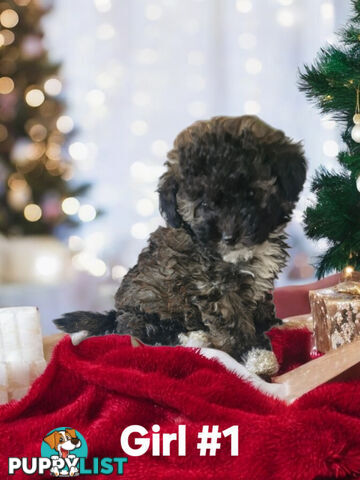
[{"xmin": 55, "ymin": 115, "xmax": 306, "ymax": 361}]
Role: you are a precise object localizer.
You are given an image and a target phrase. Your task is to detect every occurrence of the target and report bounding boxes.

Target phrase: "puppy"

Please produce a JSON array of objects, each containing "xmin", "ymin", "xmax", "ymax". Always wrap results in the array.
[
  {"xmin": 55, "ymin": 115, "xmax": 306, "ymax": 375},
  {"xmin": 43, "ymin": 428, "xmax": 81, "ymax": 477}
]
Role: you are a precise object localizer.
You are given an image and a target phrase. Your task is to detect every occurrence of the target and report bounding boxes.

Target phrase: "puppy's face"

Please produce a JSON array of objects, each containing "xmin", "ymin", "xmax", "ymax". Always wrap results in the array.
[
  {"xmin": 158, "ymin": 117, "xmax": 306, "ymax": 263},
  {"xmin": 44, "ymin": 429, "xmax": 81, "ymax": 457}
]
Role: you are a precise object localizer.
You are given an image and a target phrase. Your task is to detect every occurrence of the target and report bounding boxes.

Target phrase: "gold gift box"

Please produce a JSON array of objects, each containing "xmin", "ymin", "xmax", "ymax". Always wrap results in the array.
[{"xmin": 310, "ymin": 279, "xmax": 360, "ymax": 353}]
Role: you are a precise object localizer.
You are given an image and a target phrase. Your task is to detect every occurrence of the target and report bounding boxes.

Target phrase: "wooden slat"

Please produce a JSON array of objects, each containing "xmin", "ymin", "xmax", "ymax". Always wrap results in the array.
[{"xmin": 273, "ymin": 338, "xmax": 360, "ymax": 403}]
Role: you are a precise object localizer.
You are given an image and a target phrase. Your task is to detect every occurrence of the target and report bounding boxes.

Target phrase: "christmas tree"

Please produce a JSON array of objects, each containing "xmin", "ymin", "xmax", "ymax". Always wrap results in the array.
[
  {"xmin": 0, "ymin": 0, "xmax": 90, "ymax": 236},
  {"xmin": 300, "ymin": 0, "xmax": 360, "ymax": 278}
]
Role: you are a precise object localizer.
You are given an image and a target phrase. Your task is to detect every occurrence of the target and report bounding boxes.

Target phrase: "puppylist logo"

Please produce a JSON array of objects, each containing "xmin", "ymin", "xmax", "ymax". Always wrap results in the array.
[{"xmin": 8, "ymin": 427, "xmax": 128, "ymax": 477}]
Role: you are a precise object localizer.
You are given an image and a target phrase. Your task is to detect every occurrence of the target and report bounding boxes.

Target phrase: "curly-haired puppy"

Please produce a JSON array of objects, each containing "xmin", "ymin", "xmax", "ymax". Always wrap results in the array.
[{"xmin": 55, "ymin": 115, "xmax": 306, "ymax": 373}]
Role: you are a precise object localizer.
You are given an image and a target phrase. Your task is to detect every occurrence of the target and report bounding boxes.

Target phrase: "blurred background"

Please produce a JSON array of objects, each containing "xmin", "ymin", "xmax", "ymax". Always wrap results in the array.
[{"xmin": 0, "ymin": 0, "xmax": 351, "ymax": 332}]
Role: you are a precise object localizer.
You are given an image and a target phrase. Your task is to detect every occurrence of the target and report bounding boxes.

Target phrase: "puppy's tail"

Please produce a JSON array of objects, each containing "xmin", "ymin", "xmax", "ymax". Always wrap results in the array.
[{"xmin": 54, "ymin": 310, "xmax": 117, "ymax": 344}]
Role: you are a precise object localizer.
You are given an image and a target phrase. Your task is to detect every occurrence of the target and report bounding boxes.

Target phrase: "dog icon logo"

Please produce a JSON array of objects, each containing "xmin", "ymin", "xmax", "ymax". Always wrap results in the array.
[{"xmin": 41, "ymin": 427, "xmax": 87, "ymax": 477}]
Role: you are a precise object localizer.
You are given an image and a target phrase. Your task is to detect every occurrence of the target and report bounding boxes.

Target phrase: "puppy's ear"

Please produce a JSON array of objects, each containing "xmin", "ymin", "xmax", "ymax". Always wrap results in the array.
[
  {"xmin": 44, "ymin": 432, "xmax": 58, "ymax": 450},
  {"xmin": 66, "ymin": 428, "xmax": 77, "ymax": 439},
  {"xmin": 273, "ymin": 142, "xmax": 307, "ymax": 206},
  {"xmin": 157, "ymin": 173, "xmax": 182, "ymax": 228}
]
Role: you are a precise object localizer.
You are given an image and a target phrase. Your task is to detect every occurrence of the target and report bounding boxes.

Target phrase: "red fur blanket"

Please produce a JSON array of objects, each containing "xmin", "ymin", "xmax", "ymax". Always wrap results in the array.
[{"xmin": 2, "ymin": 331, "xmax": 360, "ymax": 479}]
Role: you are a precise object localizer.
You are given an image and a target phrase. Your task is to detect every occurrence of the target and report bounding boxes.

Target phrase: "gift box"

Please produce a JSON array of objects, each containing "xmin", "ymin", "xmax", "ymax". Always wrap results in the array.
[{"xmin": 310, "ymin": 277, "xmax": 360, "ymax": 353}]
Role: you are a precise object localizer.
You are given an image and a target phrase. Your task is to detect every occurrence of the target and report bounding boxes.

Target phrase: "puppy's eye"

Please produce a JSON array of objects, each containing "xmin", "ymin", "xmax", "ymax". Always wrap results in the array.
[{"xmin": 59, "ymin": 439, "xmax": 64, "ymax": 443}]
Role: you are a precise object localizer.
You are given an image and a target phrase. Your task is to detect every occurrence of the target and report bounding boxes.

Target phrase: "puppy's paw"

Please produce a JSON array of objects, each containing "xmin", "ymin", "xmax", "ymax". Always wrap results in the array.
[
  {"xmin": 178, "ymin": 330, "xmax": 210, "ymax": 347},
  {"xmin": 244, "ymin": 348, "xmax": 279, "ymax": 377},
  {"xmin": 70, "ymin": 330, "xmax": 90, "ymax": 346}
]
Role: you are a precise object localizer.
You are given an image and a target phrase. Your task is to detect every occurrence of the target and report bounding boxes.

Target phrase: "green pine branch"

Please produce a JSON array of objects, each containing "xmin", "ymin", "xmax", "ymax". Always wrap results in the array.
[{"xmin": 300, "ymin": 0, "xmax": 360, "ymax": 277}]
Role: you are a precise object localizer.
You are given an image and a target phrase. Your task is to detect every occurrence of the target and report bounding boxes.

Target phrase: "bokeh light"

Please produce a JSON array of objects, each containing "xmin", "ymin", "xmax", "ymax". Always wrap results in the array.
[
  {"xmin": 78, "ymin": 204, "xmax": 97, "ymax": 222},
  {"xmin": 130, "ymin": 120, "xmax": 149, "ymax": 136},
  {"xmin": 236, "ymin": 0, "xmax": 252, "ymax": 13},
  {"xmin": 62, "ymin": 197, "xmax": 80, "ymax": 215},
  {"xmin": 0, "ymin": 76, "xmax": 14, "ymax": 94},
  {"xmin": 57, "ymin": 115, "xmax": 74, "ymax": 133},
  {"xmin": 276, "ymin": 8, "xmax": 295, "ymax": 27},
  {"xmin": 323, "ymin": 140, "xmax": 339, "ymax": 157},
  {"xmin": 25, "ymin": 88, "xmax": 45, "ymax": 107},
  {"xmin": 24, "ymin": 203, "xmax": 42, "ymax": 222},
  {"xmin": 0, "ymin": 9, "xmax": 19, "ymax": 28},
  {"xmin": 244, "ymin": 100, "xmax": 261, "ymax": 114},
  {"xmin": 44, "ymin": 78, "xmax": 62, "ymax": 96}
]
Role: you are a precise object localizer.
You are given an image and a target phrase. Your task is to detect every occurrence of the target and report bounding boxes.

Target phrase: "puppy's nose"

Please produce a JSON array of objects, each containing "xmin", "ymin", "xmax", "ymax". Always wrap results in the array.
[
  {"xmin": 71, "ymin": 438, "xmax": 79, "ymax": 445},
  {"xmin": 223, "ymin": 234, "xmax": 236, "ymax": 246}
]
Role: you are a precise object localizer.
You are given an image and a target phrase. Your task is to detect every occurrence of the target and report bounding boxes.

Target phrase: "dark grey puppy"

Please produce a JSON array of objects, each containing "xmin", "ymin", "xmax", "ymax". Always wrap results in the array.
[{"xmin": 55, "ymin": 115, "xmax": 306, "ymax": 370}]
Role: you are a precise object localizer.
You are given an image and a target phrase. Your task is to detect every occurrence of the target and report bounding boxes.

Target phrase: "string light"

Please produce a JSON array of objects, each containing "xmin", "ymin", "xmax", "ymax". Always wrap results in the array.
[
  {"xmin": 35, "ymin": 255, "xmax": 62, "ymax": 279},
  {"xmin": 94, "ymin": 0, "xmax": 112, "ymax": 12},
  {"xmin": 145, "ymin": 4, "xmax": 163, "ymax": 21},
  {"xmin": 69, "ymin": 142, "xmax": 88, "ymax": 161},
  {"xmin": 236, "ymin": 0, "xmax": 252, "ymax": 13},
  {"xmin": 78, "ymin": 204, "xmax": 97, "ymax": 222},
  {"xmin": 0, "ymin": 76, "xmax": 14, "ymax": 94},
  {"xmin": 0, "ymin": 9, "xmax": 19, "ymax": 28},
  {"xmin": 130, "ymin": 120, "xmax": 149, "ymax": 136},
  {"xmin": 323, "ymin": 140, "xmax": 339, "ymax": 157},
  {"xmin": 136, "ymin": 198, "xmax": 155, "ymax": 216},
  {"xmin": 86, "ymin": 89, "xmax": 105, "ymax": 107},
  {"xmin": 25, "ymin": 88, "xmax": 45, "ymax": 107},
  {"xmin": 28, "ymin": 124, "xmax": 47, "ymax": 142},
  {"xmin": 8, "ymin": 173, "xmax": 26, "ymax": 190},
  {"xmin": 0, "ymin": 30, "xmax": 15, "ymax": 46},
  {"xmin": 44, "ymin": 78, "xmax": 62, "ymax": 96},
  {"xmin": 276, "ymin": 8, "xmax": 295, "ymax": 27},
  {"xmin": 321, "ymin": 2, "xmax": 334, "ymax": 20},
  {"xmin": 61, "ymin": 197, "xmax": 80, "ymax": 215},
  {"xmin": 8, "ymin": 188, "xmax": 30, "ymax": 210},
  {"xmin": 88, "ymin": 258, "xmax": 107, "ymax": 277},
  {"xmin": 96, "ymin": 23, "xmax": 116, "ymax": 40},
  {"xmin": 245, "ymin": 58, "xmax": 262, "ymax": 75},
  {"xmin": 151, "ymin": 139, "xmax": 168, "ymax": 157},
  {"xmin": 56, "ymin": 115, "xmax": 74, "ymax": 133},
  {"xmin": 244, "ymin": 100, "xmax": 261, "ymax": 114},
  {"xmin": 344, "ymin": 266, "xmax": 354, "ymax": 277},
  {"xmin": 68, "ymin": 235, "xmax": 84, "ymax": 251},
  {"xmin": 24, "ymin": 204, "xmax": 42, "ymax": 222},
  {"xmin": 130, "ymin": 161, "xmax": 164, "ymax": 183},
  {"xmin": 112, "ymin": 265, "xmax": 128, "ymax": 281},
  {"xmin": 131, "ymin": 222, "xmax": 149, "ymax": 239},
  {"xmin": 72, "ymin": 252, "xmax": 107, "ymax": 277}
]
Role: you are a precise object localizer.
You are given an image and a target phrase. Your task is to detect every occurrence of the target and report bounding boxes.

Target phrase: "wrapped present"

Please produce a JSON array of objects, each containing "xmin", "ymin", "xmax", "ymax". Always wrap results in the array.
[
  {"xmin": 0, "ymin": 307, "xmax": 46, "ymax": 404},
  {"xmin": 310, "ymin": 277, "xmax": 360, "ymax": 353}
]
